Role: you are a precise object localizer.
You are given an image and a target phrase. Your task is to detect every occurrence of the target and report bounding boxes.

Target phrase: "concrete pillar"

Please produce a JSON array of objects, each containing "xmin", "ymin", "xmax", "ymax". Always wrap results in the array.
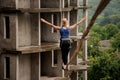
[
  {"xmin": 82, "ymin": 0, "xmax": 88, "ymax": 80},
  {"xmin": 31, "ymin": 53, "xmax": 40, "ymax": 80}
]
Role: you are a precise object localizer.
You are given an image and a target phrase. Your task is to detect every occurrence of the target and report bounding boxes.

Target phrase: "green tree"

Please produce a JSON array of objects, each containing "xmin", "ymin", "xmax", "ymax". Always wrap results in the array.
[
  {"xmin": 111, "ymin": 31, "xmax": 120, "ymax": 52},
  {"xmin": 117, "ymin": 22, "xmax": 120, "ymax": 29},
  {"xmin": 91, "ymin": 24, "xmax": 102, "ymax": 34},
  {"xmin": 88, "ymin": 31, "xmax": 101, "ymax": 57},
  {"xmin": 101, "ymin": 24, "xmax": 119, "ymax": 40},
  {"xmin": 88, "ymin": 0, "xmax": 120, "ymax": 24},
  {"xmin": 99, "ymin": 14, "xmax": 120, "ymax": 26},
  {"xmin": 99, "ymin": 17, "xmax": 111, "ymax": 26},
  {"xmin": 88, "ymin": 52, "xmax": 120, "ymax": 80}
]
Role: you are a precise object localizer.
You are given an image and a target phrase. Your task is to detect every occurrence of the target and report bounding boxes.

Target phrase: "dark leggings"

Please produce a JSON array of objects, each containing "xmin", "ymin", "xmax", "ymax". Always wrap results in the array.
[{"xmin": 60, "ymin": 40, "xmax": 70, "ymax": 65}]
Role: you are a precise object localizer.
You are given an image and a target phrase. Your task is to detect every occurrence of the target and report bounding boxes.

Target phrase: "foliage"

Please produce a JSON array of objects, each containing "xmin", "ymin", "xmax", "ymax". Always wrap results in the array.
[
  {"xmin": 111, "ymin": 31, "xmax": 120, "ymax": 52},
  {"xmin": 117, "ymin": 22, "xmax": 120, "ymax": 29},
  {"xmin": 91, "ymin": 24, "xmax": 102, "ymax": 34},
  {"xmin": 86, "ymin": 23, "xmax": 120, "ymax": 79},
  {"xmin": 88, "ymin": 52, "xmax": 120, "ymax": 80},
  {"xmin": 88, "ymin": 0, "xmax": 120, "ymax": 25},
  {"xmin": 99, "ymin": 14, "xmax": 120, "ymax": 26},
  {"xmin": 90, "ymin": 24, "xmax": 119, "ymax": 40},
  {"xmin": 88, "ymin": 31, "xmax": 101, "ymax": 57},
  {"xmin": 86, "ymin": 24, "xmax": 120, "ymax": 79},
  {"xmin": 100, "ymin": 24, "xmax": 119, "ymax": 40},
  {"xmin": 78, "ymin": 0, "xmax": 120, "ymax": 80}
]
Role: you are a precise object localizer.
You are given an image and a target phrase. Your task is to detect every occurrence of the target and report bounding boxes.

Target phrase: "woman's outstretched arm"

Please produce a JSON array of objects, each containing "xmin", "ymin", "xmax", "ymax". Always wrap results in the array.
[
  {"xmin": 69, "ymin": 16, "xmax": 86, "ymax": 30},
  {"xmin": 40, "ymin": 18, "xmax": 60, "ymax": 30}
]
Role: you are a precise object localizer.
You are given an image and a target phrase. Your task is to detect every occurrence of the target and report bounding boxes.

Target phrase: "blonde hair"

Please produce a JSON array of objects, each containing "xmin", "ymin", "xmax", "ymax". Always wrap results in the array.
[{"xmin": 62, "ymin": 18, "xmax": 68, "ymax": 27}]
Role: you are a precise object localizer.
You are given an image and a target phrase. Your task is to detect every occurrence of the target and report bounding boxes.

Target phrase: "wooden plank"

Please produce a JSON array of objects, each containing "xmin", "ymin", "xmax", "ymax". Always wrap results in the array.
[
  {"xmin": 74, "ymin": 5, "xmax": 92, "ymax": 10},
  {"xmin": 77, "ymin": 59, "xmax": 90, "ymax": 65},
  {"xmin": 53, "ymin": 77, "xmax": 70, "ymax": 80},
  {"xmin": 41, "ymin": 77, "xmax": 70, "ymax": 80},
  {"xmin": 70, "ymin": 35, "xmax": 89, "ymax": 42},
  {"xmin": 70, "ymin": 36, "xmax": 82, "ymax": 42},
  {"xmin": 68, "ymin": 65, "xmax": 90, "ymax": 71}
]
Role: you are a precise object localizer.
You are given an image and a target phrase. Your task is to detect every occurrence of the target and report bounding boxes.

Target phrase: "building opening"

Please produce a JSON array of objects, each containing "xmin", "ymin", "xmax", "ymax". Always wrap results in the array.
[
  {"xmin": 4, "ymin": 57, "xmax": 10, "ymax": 79},
  {"xmin": 51, "ymin": 14, "xmax": 58, "ymax": 33},
  {"xmin": 52, "ymin": 50, "xmax": 58, "ymax": 67},
  {"xmin": 4, "ymin": 16, "xmax": 10, "ymax": 39}
]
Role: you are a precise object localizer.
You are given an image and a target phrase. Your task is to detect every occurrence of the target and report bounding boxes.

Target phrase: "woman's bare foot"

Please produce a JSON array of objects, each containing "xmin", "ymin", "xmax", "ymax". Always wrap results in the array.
[{"xmin": 62, "ymin": 64, "xmax": 67, "ymax": 70}]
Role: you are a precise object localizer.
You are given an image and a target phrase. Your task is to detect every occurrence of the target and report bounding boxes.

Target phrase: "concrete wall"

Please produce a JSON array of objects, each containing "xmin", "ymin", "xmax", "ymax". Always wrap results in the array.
[
  {"xmin": 18, "ymin": 53, "xmax": 40, "ymax": 80},
  {"xmin": 18, "ymin": 13, "xmax": 39, "ymax": 47},
  {"xmin": 70, "ymin": 72, "xmax": 78, "ymax": 80},
  {"xmin": 0, "ymin": 14, "xmax": 17, "ymax": 50},
  {"xmin": 70, "ymin": 11, "xmax": 78, "ymax": 36},
  {"xmin": 0, "ymin": 13, "xmax": 39, "ymax": 49},
  {"xmin": 18, "ymin": 13, "xmax": 31, "ymax": 47},
  {"xmin": 18, "ymin": 0, "xmax": 40, "ymax": 8},
  {"xmin": 17, "ymin": 0, "xmax": 30, "ymax": 8},
  {"xmin": 64, "ymin": 12, "xmax": 69, "ymax": 20},
  {"xmin": 42, "ymin": 0, "xmax": 78, "ymax": 8},
  {"xmin": 70, "ymin": 42, "xmax": 77, "ymax": 64},
  {"xmin": 0, "ymin": 54, "xmax": 3, "ymax": 80},
  {"xmin": 0, "ymin": 0, "xmax": 16, "ymax": 8},
  {"xmin": 0, "ymin": 0, "xmax": 39, "ymax": 8},
  {"xmin": 41, "ymin": 0, "xmax": 60, "ymax": 8},
  {"xmin": 30, "ymin": 13, "xmax": 39, "ymax": 46},
  {"xmin": 41, "ymin": 13, "xmax": 60, "ymax": 42},
  {"xmin": 41, "ymin": 50, "xmax": 62, "ymax": 77},
  {"xmin": 70, "ymin": 0, "xmax": 78, "ymax": 6},
  {"xmin": 30, "ymin": 0, "xmax": 39, "ymax": 8},
  {"xmin": 31, "ymin": 53, "xmax": 40, "ymax": 80},
  {"xmin": 19, "ymin": 54, "xmax": 31, "ymax": 80},
  {"xmin": 0, "ymin": 0, "xmax": 78, "ymax": 8},
  {"xmin": 64, "ymin": 0, "xmax": 69, "ymax": 7},
  {"xmin": 0, "ymin": 53, "xmax": 17, "ymax": 80},
  {"xmin": 70, "ymin": 41, "xmax": 78, "ymax": 80}
]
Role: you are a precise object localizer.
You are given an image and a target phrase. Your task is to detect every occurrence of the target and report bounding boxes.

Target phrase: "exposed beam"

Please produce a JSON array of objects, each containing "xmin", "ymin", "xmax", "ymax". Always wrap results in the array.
[
  {"xmin": 19, "ymin": 8, "xmax": 72, "ymax": 13},
  {"xmin": 1, "ymin": 42, "xmax": 60, "ymax": 54},
  {"xmin": 0, "ymin": 6, "xmax": 91, "ymax": 13},
  {"xmin": 1, "ymin": 35, "xmax": 86, "ymax": 54}
]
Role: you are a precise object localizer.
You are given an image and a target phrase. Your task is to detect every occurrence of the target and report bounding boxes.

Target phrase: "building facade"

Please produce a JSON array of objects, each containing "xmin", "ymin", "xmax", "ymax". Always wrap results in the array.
[{"xmin": 0, "ymin": 0, "xmax": 89, "ymax": 80}]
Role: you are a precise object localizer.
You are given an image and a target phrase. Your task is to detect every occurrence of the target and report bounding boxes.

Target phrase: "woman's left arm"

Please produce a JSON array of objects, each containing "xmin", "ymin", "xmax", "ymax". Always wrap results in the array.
[{"xmin": 69, "ymin": 16, "xmax": 86, "ymax": 30}]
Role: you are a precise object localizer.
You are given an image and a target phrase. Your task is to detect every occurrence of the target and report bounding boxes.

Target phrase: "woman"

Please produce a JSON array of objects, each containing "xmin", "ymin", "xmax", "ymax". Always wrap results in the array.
[{"xmin": 40, "ymin": 16, "xmax": 86, "ymax": 70}]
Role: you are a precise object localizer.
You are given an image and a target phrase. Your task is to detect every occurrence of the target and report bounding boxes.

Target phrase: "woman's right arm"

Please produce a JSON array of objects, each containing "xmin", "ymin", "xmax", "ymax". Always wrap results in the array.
[
  {"xmin": 40, "ymin": 18, "xmax": 60, "ymax": 30},
  {"xmin": 69, "ymin": 16, "xmax": 86, "ymax": 30}
]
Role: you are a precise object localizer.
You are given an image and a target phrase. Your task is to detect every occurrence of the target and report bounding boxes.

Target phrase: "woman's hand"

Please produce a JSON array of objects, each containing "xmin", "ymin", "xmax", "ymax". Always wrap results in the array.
[
  {"xmin": 69, "ymin": 16, "xmax": 87, "ymax": 30},
  {"xmin": 40, "ymin": 18, "xmax": 46, "ymax": 22},
  {"xmin": 81, "ymin": 16, "xmax": 86, "ymax": 21},
  {"xmin": 83, "ymin": 16, "xmax": 87, "ymax": 19}
]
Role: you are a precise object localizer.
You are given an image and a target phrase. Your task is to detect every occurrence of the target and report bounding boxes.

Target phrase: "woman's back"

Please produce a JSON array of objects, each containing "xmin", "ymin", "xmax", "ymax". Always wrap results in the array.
[{"xmin": 60, "ymin": 27, "xmax": 70, "ymax": 38}]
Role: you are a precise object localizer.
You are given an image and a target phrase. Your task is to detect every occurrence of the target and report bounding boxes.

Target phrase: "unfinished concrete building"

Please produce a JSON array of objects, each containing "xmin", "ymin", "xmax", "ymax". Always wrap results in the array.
[{"xmin": 0, "ymin": 0, "xmax": 89, "ymax": 80}]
